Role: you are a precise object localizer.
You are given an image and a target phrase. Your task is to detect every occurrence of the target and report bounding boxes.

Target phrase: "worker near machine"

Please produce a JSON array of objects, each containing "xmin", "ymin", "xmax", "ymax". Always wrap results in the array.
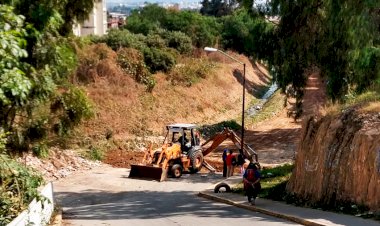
[
  {"xmin": 226, "ymin": 149, "xmax": 236, "ymax": 177},
  {"xmin": 178, "ymin": 133, "xmax": 190, "ymax": 152},
  {"xmin": 173, "ymin": 132, "xmax": 180, "ymax": 143},
  {"xmin": 237, "ymin": 151, "xmax": 246, "ymax": 174},
  {"xmin": 243, "ymin": 161, "xmax": 261, "ymax": 205},
  {"xmin": 222, "ymin": 149, "xmax": 228, "ymax": 177}
]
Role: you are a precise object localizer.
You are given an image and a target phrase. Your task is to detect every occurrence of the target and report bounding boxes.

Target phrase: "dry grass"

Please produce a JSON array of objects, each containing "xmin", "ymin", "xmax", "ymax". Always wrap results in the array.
[
  {"xmin": 361, "ymin": 102, "xmax": 380, "ymax": 112},
  {"xmin": 75, "ymin": 45, "xmax": 272, "ymax": 146},
  {"xmin": 325, "ymin": 91, "xmax": 380, "ymax": 116}
]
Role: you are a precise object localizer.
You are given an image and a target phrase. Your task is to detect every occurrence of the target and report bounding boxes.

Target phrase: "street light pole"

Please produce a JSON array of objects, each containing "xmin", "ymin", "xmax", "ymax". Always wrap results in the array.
[
  {"xmin": 241, "ymin": 63, "xmax": 246, "ymax": 153},
  {"xmin": 204, "ymin": 47, "xmax": 246, "ymax": 154}
]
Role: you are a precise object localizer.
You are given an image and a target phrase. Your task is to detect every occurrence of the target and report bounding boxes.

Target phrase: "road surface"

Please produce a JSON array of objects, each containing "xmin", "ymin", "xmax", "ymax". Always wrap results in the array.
[{"xmin": 53, "ymin": 165, "xmax": 299, "ymax": 226}]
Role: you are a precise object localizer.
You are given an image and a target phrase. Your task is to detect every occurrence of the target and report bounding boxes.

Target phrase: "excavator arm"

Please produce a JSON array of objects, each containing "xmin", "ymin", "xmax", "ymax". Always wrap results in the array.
[{"xmin": 201, "ymin": 128, "xmax": 258, "ymax": 163}]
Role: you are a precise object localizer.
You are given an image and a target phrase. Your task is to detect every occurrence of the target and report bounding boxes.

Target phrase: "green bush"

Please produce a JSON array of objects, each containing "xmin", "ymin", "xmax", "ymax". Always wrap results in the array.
[
  {"xmin": 163, "ymin": 31, "xmax": 192, "ymax": 54},
  {"xmin": 25, "ymin": 118, "xmax": 49, "ymax": 142},
  {"xmin": 145, "ymin": 33, "xmax": 166, "ymax": 48},
  {"xmin": 143, "ymin": 47, "xmax": 176, "ymax": 73},
  {"xmin": 199, "ymin": 120, "xmax": 241, "ymax": 139},
  {"xmin": 0, "ymin": 132, "xmax": 44, "ymax": 224},
  {"xmin": 88, "ymin": 147, "xmax": 104, "ymax": 161},
  {"xmin": 117, "ymin": 48, "xmax": 156, "ymax": 92},
  {"xmin": 124, "ymin": 4, "xmax": 166, "ymax": 35},
  {"xmin": 32, "ymin": 142, "xmax": 49, "ymax": 158},
  {"xmin": 163, "ymin": 10, "xmax": 221, "ymax": 48},
  {"xmin": 124, "ymin": 5, "xmax": 220, "ymax": 48},
  {"xmin": 51, "ymin": 87, "xmax": 94, "ymax": 135},
  {"xmin": 168, "ymin": 58, "xmax": 216, "ymax": 86},
  {"xmin": 95, "ymin": 29, "xmax": 147, "ymax": 51}
]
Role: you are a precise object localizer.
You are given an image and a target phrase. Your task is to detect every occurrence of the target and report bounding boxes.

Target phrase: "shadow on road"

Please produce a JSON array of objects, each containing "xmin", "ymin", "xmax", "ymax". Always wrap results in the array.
[{"xmin": 56, "ymin": 189, "xmax": 284, "ymax": 225}]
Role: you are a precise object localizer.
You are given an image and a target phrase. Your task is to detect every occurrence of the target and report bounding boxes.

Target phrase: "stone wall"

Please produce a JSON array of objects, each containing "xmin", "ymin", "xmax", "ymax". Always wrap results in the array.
[{"xmin": 287, "ymin": 108, "xmax": 380, "ymax": 210}]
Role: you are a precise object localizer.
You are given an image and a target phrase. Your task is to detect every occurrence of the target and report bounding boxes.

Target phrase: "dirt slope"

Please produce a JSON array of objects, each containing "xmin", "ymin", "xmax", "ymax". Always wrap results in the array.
[
  {"xmin": 80, "ymin": 49, "xmax": 271, "ymax": 139},
  {"xmin": 288, "ymin": 107, "xmax": 380, "ymax": 210}
]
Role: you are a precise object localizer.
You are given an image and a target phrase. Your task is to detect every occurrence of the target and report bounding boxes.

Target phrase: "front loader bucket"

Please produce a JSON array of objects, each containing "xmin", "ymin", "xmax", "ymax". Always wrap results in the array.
[{"xmin": 129, "ymin": 165, "xmax": 168, "ymax": 182}]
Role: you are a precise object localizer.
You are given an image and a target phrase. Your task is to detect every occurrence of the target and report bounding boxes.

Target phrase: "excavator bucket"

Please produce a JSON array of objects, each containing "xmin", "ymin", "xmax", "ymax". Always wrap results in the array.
[{"xmin": 129, "ymin": 164, "xmax": 168, "ymax": 182}]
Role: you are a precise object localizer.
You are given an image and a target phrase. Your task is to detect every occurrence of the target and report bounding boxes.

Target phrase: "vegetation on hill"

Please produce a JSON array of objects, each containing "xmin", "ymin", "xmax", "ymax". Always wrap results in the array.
[
  {"xmin": 122, "ymin": 2, "xmax": 379, "ymax": 116},
  {"xmin": 0, "ymin": 132, "xmax": 44, "ymax": 224},
  {"xmin": 0, "ymin": 2, "xmax": 94, "ymax": 222},
  {"xmin": 1, "ymin": 0, "xmax": 377, "ymax": 157},
  {"xmin": 0, "ymin": 0, "xmax": 379, "ymax": 222},
  {"xmin": 238, "ymin": 0, "xmax": 379, "ymax": 113}
]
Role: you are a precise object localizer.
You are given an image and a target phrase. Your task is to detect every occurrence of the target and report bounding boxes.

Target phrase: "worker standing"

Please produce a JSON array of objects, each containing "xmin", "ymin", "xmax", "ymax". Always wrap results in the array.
[
  {"xmin": 222, "ymin": 149, "xmax": 228, "ymax": 177},
  {"xmin": 226, "ymin": 150, "xmax": 236, "ymax": 177},
  {"xmin": 243, "ymin": 161, "xmax": 261, "ymax": 205}
]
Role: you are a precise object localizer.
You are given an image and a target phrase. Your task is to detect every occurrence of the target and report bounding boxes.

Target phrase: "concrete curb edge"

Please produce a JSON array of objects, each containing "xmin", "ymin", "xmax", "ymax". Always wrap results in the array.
[
  {"xmin": 198, "ymin": 191, "xmax": 325, "ymax": 226},
  {"xmin": 49, "ymin": 208, "xmax": 62, "ymax": 226}
]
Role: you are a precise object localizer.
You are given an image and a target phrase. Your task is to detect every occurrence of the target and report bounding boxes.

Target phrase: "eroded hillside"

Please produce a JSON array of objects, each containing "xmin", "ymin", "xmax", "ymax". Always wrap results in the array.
[
  {"xmin": 77, "ymin": 44, "xmax": 271, "ymax": 141},
  {"xmin": 288, "ymin": 104, "xmax": 380, "ymax": 210}
]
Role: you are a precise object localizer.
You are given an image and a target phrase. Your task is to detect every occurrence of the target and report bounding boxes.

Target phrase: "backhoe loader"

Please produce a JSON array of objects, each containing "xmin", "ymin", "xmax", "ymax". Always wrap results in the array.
[{"xmin": 129, "ymin": 124, "xmax": 258, "ymax": 181}]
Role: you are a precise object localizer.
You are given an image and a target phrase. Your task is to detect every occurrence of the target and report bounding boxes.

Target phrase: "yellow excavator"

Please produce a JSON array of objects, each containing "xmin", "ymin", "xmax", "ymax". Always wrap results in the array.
[{"xmin": 129, "ymin": 123, "xmax": 258, "ymax": 181}]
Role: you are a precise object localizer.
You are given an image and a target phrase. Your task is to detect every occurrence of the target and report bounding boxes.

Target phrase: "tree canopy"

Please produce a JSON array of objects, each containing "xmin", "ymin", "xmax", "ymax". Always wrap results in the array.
[
  {"xmin": 233, "ymin": 0, "xmax": 380, "ymax": 108},
  {"xmin": 0, "ymin": 3, "xmax": 93, "ymax": 151}
]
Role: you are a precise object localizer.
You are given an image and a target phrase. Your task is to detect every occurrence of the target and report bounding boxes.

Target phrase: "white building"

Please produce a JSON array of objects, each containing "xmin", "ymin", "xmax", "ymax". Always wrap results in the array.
[{"xmin": 73, "ymin": 0, "xmax": 107, "ymax": 36}]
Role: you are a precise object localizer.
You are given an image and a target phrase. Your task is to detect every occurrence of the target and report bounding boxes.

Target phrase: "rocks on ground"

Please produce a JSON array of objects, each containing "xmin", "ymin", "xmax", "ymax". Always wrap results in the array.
[{"xmin": 18, "ymin": 148, "xmax": 102, "ymax": 181}]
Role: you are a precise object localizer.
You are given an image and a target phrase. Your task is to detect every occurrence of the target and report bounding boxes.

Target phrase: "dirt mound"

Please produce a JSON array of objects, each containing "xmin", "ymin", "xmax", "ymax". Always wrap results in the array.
[
  {"xmin": 287, "ymin": 107, "xmax": 380, "ymax": 210},
  {"xmin": 103, "ymin": 149, "xmax": 144, "ymax": 168}
]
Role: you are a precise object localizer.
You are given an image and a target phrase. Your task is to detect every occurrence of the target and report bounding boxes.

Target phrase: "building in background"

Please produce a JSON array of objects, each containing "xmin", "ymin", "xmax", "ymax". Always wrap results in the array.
[
  {"xmin": 108, "ymin": 12, "xmax": 127, "ymax": 29},
  {"xmin": 73, "ymin": 0, "xmax": 108, "ymax": 36}
]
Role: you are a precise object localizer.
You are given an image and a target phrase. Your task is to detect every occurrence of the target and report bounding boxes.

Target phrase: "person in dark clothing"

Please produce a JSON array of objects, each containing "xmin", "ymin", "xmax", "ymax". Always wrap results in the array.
[
  {"xmin": 237, "ymin": 151, "xmax": 246, "ymax": 174},
  {"xmin": 222, "ymin": 149, "xmax": 228, "ymax": 177},
  {"xmin": 243, "ymin": 162, "xmax": 261, "ymax": 205},
  {"xmin": 178, "ymin": 133, "xmax": 189, "ymax": 152}
]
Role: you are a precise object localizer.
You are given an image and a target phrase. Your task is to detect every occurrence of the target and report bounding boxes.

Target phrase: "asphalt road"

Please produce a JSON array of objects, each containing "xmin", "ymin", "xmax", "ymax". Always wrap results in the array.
[{"xmin": 53, "ymin": 165, "xmax": 299, "ymax": 226}]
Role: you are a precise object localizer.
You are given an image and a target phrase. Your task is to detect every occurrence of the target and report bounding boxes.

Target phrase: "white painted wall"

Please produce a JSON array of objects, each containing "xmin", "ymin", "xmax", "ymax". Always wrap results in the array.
[
  {"xmin": 8, "ymin": 183, "xmax": 55, "ymax": 226},
  {"xmin": 73, "ymin": 0, "xmax": 107, "ymax": 36}
]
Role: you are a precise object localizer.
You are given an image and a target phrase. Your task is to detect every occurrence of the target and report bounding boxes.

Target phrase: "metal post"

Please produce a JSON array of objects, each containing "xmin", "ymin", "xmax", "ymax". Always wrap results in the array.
[
  {"xmin": 241, "ymin": 63, "xmax": 246, "ymax": 153},
  {"xmin": 203, "ymin": 47, "xmax": 247, "ymax": 155}
]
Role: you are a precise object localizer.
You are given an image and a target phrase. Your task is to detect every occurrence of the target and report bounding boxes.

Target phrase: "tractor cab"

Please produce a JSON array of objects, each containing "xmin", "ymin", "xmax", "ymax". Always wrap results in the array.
[{"xmin": 166, "ymin": 123, "xmax": 201, "ymax": 154}]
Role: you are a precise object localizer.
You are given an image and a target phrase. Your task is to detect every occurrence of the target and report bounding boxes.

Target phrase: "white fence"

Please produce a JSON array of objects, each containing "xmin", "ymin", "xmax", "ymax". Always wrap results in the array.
[{"xmin": 7, "ymin": 182, "xmax": 55, "ymax": 226}]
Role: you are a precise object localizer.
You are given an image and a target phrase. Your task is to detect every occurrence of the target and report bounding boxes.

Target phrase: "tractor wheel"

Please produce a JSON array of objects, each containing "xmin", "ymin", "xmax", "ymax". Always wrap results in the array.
[
  {"xmin": 190, "ymin": 150, "xmax": 203, "ymax": 173},
  {"xmin": 171, "ymin": 164, "xmax": 183, "ymax": 178}
]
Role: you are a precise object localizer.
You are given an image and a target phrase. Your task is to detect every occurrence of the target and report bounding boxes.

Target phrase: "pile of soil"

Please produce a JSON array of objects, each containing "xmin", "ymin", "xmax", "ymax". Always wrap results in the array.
[{"xmin": 103, "ymin": 149, "xmax": 145, "ymax": 168}]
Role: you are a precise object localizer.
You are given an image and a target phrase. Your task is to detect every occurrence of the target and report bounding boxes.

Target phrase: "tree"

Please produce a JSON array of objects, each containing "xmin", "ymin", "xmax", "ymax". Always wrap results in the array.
[
  {"xmin": 269, "ymin": 0, "xmax": 380, "ymax": 102},
  {"xmin": 221, "ymin": 9, "xmax": 275, "ymax": 58},
  {"xmin": 125, "ymin": 5, "xmax": 221, "ymax": 48},
  {"xmin": 319, "ymin": 0, "xmax": 380, "ymax": 100},
  {"xmin": 4, "ymin": 0, "xmax": 97, "ymax": 40},
  {"xmin": 200, "ymin": 0, "xmax": 236, "ymax": 17},
  {"xmin": 0, "ymin": 5, "xmax": 34, "ymax": 131},
  {"xmin": 58, "ymin": 0, "xmax": 98, "ymax": 35},
  {"xmin": 0, "ymin": 5, "xmax": 93, "ymax": 151}
]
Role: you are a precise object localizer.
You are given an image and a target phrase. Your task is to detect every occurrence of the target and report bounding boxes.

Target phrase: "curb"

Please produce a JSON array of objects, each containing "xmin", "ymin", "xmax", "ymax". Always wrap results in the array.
[
  {"xmin": 49, "ymin": 208, "xmax": 62, "ymax": 226},
  {"xmin": 198, "ymin": 191, "xmax": 325, "ymax": 226}
]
